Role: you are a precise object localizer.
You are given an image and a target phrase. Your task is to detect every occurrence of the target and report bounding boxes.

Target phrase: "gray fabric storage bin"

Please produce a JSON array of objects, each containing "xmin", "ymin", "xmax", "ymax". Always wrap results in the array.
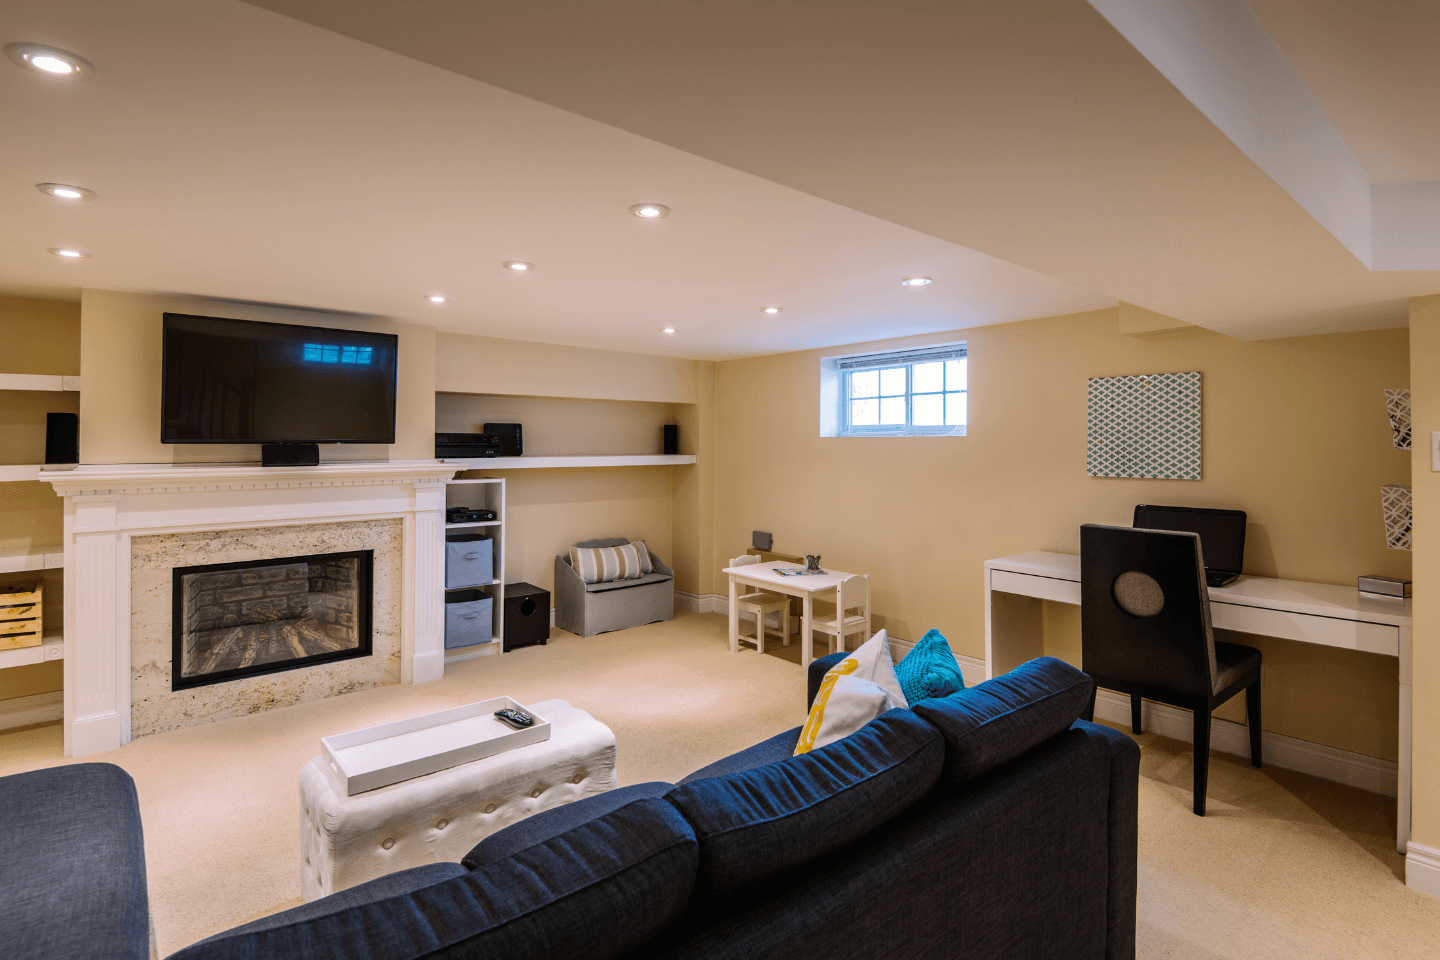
[
  {"xmin": 445, "ymin": 590, "xmax": 494, "ymax": 648},
  {"xmin": 446, "ymin": 534, "xmax": 494, "ymax": 589}
]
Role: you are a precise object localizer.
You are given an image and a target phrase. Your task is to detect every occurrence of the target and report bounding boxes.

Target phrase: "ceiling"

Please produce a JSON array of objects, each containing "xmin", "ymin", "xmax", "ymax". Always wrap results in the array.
[{"xmin": 3, "ymin": 0, "xmax": 1438, "ymax": 359}]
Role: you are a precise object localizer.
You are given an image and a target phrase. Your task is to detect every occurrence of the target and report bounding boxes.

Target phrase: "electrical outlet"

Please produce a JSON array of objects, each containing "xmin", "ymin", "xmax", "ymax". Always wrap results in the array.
[{"xmin": 1432, "ymin": 431, "xmax": 1440, "ymax": 471}]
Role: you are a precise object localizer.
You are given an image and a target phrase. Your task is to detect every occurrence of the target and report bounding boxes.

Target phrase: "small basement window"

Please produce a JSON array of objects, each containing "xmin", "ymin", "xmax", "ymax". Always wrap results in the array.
[{"xmin": 820, "ymin": 342, "xmax": 967, "ymax": 437}]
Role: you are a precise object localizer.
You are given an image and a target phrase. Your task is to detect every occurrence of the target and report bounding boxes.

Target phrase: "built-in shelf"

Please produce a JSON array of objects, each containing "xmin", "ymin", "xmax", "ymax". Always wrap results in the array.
[
  {"xmin": 446, "ymin": 580, "xmax": 501, "ymax": 590},
  {"xmin": 444, "ymin": 455, "xmax": 696, "ymax": 470},
  {"xmin": 445, "ymin": 520, "xmax": 502, "ymax": 529},
  {"xmin": 0, "ymin": 633, "xmax": 63, "ymax": 671},
  {"xmin": 0, "ymin": 374, "xmax": 81, "ymax": 392},
  {"xmin": 0, "ymin": 545, "xmax": 63, "ymax": 573}
]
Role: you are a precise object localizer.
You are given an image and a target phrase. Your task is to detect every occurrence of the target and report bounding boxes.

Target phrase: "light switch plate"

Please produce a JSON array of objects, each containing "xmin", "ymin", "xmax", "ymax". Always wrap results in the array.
[{"xmin": 1432, "ymin": 431, "xmax": 1440, "ymax": 471}]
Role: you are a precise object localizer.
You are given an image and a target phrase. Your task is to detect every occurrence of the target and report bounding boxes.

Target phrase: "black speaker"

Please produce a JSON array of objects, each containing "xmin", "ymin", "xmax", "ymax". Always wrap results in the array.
[
  {"xmin": 504, "ymin": 581, "xmax": 549, "ymax": 651},
  {"xmin": 662, "ymin": 424, "xmax": 678, "ymax": 456},
  {"xmin": 261, "ymin": 443, "xmax": 320, "ymax": 467},
  {"xmin": 483, "ymin": 423, "xmax": 522, "ymax": 457},
  {"xmin": 45, "ymin": 412, "xmax": 79, "ymax": 464}
]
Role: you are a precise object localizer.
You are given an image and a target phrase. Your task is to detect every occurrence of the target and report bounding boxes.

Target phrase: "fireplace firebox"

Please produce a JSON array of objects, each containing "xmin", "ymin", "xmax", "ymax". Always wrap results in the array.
[{"xmin": 171, "ymin": 550, "xmax": 373, "ymax": 691}]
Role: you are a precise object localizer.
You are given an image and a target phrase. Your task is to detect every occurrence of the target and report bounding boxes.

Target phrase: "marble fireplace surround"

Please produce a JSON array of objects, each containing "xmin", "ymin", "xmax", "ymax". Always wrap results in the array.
[{"xmin": 42, "ymin": 461, "xmax": 460, "ymax": 757}]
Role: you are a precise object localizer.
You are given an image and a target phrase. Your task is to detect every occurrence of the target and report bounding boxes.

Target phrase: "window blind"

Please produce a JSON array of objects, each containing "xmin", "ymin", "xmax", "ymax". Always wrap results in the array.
[{"xmin": 835, "ymin": 342, "xmax": 967, "ymax": 372}]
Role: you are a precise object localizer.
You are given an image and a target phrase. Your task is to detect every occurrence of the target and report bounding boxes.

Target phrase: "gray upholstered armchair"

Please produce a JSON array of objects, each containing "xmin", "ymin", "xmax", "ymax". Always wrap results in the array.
[{"xmin": 555, "ymin": 537, "xmax": 675, "ymax": 637}]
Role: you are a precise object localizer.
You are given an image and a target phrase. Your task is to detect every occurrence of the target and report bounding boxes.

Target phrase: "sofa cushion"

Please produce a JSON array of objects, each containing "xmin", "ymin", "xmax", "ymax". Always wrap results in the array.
[
  {"xmin": 0, "ymin": 762, "xmax": 149, "ymax": 960},
  {"xmin": 169, "ymin": 797, "xmax": 698, "ymax": 960},
  {"xmin": 911, "ymin": 656, "xmax": 1095, "ymax": 785},
  {"xmin": 665, "ymin": 709, "xmax": 943, "ymax": 896},
  {"xmin": 462, "ymin": 782, "xmax": 675, "ymax": 868},
  {"xmin": 678, "ymin": 726, "xmax": 801, "ymax": 784},
  {"xmin": 584, "ymin": 570, "xmax": 674, "ymax": 593},
  {"xmin": 195, "ymin": 863, "xmax": 467, "ymax": 940}
]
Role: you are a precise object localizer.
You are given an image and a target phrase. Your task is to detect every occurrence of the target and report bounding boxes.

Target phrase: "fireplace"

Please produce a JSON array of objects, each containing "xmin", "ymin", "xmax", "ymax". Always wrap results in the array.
[{"xmin": 172, "ymin": 550, "xmax": 373, "ymax": 691}]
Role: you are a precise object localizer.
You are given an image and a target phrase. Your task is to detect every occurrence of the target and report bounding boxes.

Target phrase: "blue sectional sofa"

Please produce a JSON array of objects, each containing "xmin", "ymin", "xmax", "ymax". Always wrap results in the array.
[{"xmin": 6, "ymin": 655, "xmax": 1139, "ymax": 960}]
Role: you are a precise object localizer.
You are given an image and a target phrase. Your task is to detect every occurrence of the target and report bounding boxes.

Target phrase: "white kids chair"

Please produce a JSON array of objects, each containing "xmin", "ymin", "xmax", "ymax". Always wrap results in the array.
[
  {"xmin": 729, "ymin": 555, "xmax": 792, "ymax": 653},
  {"xmin": 810, "ymin": 574, "xmax": 872, "ymax": 656}
]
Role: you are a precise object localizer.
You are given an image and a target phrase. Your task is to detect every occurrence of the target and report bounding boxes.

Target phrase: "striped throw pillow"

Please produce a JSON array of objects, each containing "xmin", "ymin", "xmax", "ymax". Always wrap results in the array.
[
  {"xmin": 571, "ymin": 542, "xmax": 646, "ymax": 584},
  {"xmin": 630, "ymin": 540, "xmax": 654, "ymax": 575}
]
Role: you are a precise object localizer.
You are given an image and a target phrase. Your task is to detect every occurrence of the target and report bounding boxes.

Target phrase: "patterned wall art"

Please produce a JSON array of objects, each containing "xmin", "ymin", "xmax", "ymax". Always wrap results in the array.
[
  {"xmin": 1087, "ymin": 371, "xmax": 1202, "ymax": 480},
  {"xmin": 1382, "ymin": 484, "xmax": 1412, "ymax": 551},
  {"xmin": 1385, "ymin": 388, "xmax": 1411, "ymax": 450}
]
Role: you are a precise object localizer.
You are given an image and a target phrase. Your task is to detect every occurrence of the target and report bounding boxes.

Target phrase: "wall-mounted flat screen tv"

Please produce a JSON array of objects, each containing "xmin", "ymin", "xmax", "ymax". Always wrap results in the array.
[{"xmin": 161, "ymin": 313, "xmax": 399, "ymax": 444}]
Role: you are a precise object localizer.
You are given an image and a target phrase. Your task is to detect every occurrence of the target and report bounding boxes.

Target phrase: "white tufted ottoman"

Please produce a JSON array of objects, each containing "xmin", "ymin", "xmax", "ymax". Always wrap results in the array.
[{"xmin": 298, "ymin": 699, "xmax": 617, "ymax": 901}]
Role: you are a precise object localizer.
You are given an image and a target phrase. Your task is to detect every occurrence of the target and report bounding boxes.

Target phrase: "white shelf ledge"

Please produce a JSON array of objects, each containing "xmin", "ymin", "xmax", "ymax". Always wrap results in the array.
[
  {"xmin": 445, "ymin": 520, "xmax": 501, "ymax": 529},
  {"xmin": 0, "ymin": 633, "xmax": 63, "ymax": 671},
  {"xmin": 0, "ymin": 546, "xmax": 63, "ymax": 573},
  {"xmin": 0, "ymin": 465, "xmax": 45, "ymax": 483},
  {"xmin": 444, "ymin": 455, "xmax": 696, "ymax": 470},
  {"xmin": 0, "ymin": 374, "xmax": 80, "ymax": 392}
]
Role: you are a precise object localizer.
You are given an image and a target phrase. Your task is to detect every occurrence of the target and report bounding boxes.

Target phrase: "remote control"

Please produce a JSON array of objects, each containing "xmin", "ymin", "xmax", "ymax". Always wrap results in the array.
[{"xmin": 494, "ymin": 708, "xmax": 534, "ymax": 729}]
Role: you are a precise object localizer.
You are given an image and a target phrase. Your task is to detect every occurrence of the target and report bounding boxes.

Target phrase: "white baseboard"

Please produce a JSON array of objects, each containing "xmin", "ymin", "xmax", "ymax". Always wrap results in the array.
[
  {"xmin": 1092, "ymin": 689, "xmax": 1397, "ymax": 798},
  {"xmin": 0, "ymin": 690, "xmax": 62, "ymax": 731},
  {"xmin": 1407, "ymin": 841, "xmax": 1440, "ymax": 898},
  {"xmin": 675, "ymin": 591, "xmax": 727, "ymax": 615}
]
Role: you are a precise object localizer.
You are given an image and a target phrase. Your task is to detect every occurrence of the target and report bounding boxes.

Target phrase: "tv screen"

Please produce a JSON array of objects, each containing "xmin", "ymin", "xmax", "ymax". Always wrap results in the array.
[{"xmin": 161, "ymin": 313, "xmax": 398, "ymax": 444}]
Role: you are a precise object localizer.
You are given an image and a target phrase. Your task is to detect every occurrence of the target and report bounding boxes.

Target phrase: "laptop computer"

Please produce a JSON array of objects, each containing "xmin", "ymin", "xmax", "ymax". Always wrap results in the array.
[{"xmin": 1133, "ymin": 504, "xmax": 1247, "ymax": 588}]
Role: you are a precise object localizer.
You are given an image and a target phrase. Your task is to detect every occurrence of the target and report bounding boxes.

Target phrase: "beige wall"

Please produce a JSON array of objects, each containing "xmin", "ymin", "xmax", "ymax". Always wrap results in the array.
[
  {"xmin": 0, "ymin": 295, "xmax": 80, "ymax": 704},
  {"xmin": 712, "ymin": 308, "xmax": 1410, "ymax": 761},
  {"xmin": 79, "ymin": 290, "xmax": 436, "ymax": 464},
  {"xmin": 1408, "ymin": 295, "xmax": 1440, "ymax": 848},
  {"xmin": 457, "ymin": 466, "xmax": 675, "ymax": 601},
  {"xmin": 435, "ymin": 331, "xmax": 698, "ymax": 403}
]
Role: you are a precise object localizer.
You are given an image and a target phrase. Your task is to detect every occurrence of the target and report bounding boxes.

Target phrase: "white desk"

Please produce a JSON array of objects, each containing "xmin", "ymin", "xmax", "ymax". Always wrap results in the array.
[
  {"xmin": 723, "ymin": 563, "xmax": 858, "ymax": 667},
  {"xmin": 985, "ymin": 551, "xmax": 1412, "ymax": 852}
]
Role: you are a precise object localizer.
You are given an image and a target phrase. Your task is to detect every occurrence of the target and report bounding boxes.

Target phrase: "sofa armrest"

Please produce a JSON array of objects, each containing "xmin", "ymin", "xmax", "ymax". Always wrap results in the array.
[
  {"xmin": 807, "ymin": 651, "xmax": 848, "ymax": 709},
  {"xmin": 1074, "ymin": 719, "xmax": 1139, "ymax": 960}
]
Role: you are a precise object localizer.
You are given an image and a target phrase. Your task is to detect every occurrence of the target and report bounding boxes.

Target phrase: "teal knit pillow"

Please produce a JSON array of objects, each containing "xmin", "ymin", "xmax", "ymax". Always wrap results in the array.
[{"xmin": 895, "ymin": 629, "xmax": 965, "ymax": 705}]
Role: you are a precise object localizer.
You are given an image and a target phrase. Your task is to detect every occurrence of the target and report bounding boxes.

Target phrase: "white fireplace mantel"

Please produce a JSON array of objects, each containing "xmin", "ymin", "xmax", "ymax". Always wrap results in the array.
[{"xmin": 41, "ymin": 461, "xmax": 461, "ymax": 757}]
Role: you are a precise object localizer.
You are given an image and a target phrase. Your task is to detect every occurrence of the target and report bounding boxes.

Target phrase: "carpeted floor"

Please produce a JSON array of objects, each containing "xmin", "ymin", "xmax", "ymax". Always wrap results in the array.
[{"xmin": 2, "ymin": 609, "xmax": 1439, "ymax": 957}]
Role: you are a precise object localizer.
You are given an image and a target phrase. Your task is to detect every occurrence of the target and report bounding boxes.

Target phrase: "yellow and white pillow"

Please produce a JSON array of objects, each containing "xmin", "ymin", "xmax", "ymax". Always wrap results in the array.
[{"xmin": 795, "ymin": 630, "xmax": 910, "ymax": 755}]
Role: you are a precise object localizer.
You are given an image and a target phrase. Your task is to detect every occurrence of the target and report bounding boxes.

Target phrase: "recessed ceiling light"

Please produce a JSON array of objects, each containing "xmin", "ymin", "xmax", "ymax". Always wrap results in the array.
[
  {"xmin": 426, "ymin": 295, "xmax": 449, "ymax": 303},
  {"xmin": 630, "ymin": 203, "xmax": 671, "ymax": 219},
  {"xmin": 48, "ymin": 247, "xmax": 90, "ymax": 258},
  {"xmin": 901, "ymin": 277, "xmax": 933, "ymax": 286},
  {"xmin": 662, "ymin": 327, "xmax": 676, "ymax": 334},
  {"xmin": 761, "ymin": 306, "xmax": 782, "ymax": 315},
  {"xmin": 5, "ymin": 43, "xmax": 95, "ymax": 81},
  {"xmin": 36, "ymin": 182, "xmax": 95, "ymax": 201},
  {"xmin": 503, "ymin": 261, "xmax": 534, "ymax": 271}
]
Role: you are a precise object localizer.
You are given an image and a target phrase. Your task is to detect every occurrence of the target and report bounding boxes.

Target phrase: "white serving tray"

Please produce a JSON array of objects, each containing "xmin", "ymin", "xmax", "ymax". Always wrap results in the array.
[{"xmin": 322, "ymin": 697, "xmax": 551, "ymax": 795}]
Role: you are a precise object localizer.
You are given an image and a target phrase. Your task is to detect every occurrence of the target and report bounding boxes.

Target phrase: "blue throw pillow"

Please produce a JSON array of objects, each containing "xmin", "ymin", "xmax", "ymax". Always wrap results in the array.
[{"xmin": 895, "ymin": 629, "xmax": 965, "ymax": 704}]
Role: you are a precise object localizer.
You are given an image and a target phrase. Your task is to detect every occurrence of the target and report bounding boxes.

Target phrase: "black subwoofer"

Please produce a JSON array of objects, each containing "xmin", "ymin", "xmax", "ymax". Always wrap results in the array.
[{"xmin": 504, "ymin": 581, "xmax": 549, "ymax": 651}]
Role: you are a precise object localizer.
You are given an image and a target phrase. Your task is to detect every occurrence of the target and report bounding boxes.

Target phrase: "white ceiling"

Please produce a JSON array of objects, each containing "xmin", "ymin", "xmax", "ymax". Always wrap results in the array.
[
  {"xmin": 3, "ymin": 0, "xmax": 1439, "ymax": 359},
  {"xmin": 0, "ymin": 0, "xmax": 1112, "ymax": 360}
]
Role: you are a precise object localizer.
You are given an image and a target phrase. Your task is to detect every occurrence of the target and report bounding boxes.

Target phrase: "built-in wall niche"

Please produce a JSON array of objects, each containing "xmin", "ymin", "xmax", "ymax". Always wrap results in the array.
[{"xmin": 435, "ymin": 393, "xmax": 687, "ymax": 458}]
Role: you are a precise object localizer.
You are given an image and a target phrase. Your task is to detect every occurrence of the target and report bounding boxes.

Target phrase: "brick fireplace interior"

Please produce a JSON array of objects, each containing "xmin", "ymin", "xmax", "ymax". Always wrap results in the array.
[{"xmin": 172, "ymin": 549, "xmax": 373, "ymax": 690}]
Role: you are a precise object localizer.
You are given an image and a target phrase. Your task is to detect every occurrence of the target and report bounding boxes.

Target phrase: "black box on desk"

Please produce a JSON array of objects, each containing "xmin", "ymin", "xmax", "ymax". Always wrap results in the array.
[{"xmin": 504, "ymin": 581, "xmax": 549, "ymax": 651}]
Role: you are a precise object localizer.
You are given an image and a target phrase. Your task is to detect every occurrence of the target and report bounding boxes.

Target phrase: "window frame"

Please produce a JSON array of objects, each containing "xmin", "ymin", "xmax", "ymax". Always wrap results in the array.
[{"xmin": 829, "ymin": 342, "xmax": 968, "ymax": 438}]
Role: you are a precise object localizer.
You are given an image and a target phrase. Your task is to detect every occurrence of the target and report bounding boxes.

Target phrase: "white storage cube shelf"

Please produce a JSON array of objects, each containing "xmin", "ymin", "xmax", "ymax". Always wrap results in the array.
[
  {"xmin": 443, "ymin": 477, "xmax": 506, "ymax": 662},
  {"xmin": 322, "ymin": 696, "xmax": 551, "ymax": 795}
]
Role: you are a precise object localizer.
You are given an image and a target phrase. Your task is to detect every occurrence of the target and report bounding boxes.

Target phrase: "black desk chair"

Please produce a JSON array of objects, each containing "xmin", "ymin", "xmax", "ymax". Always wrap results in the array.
[{"xmin": 1079, "ymin": 523, "xmax": 1262, "ymax": 815}]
